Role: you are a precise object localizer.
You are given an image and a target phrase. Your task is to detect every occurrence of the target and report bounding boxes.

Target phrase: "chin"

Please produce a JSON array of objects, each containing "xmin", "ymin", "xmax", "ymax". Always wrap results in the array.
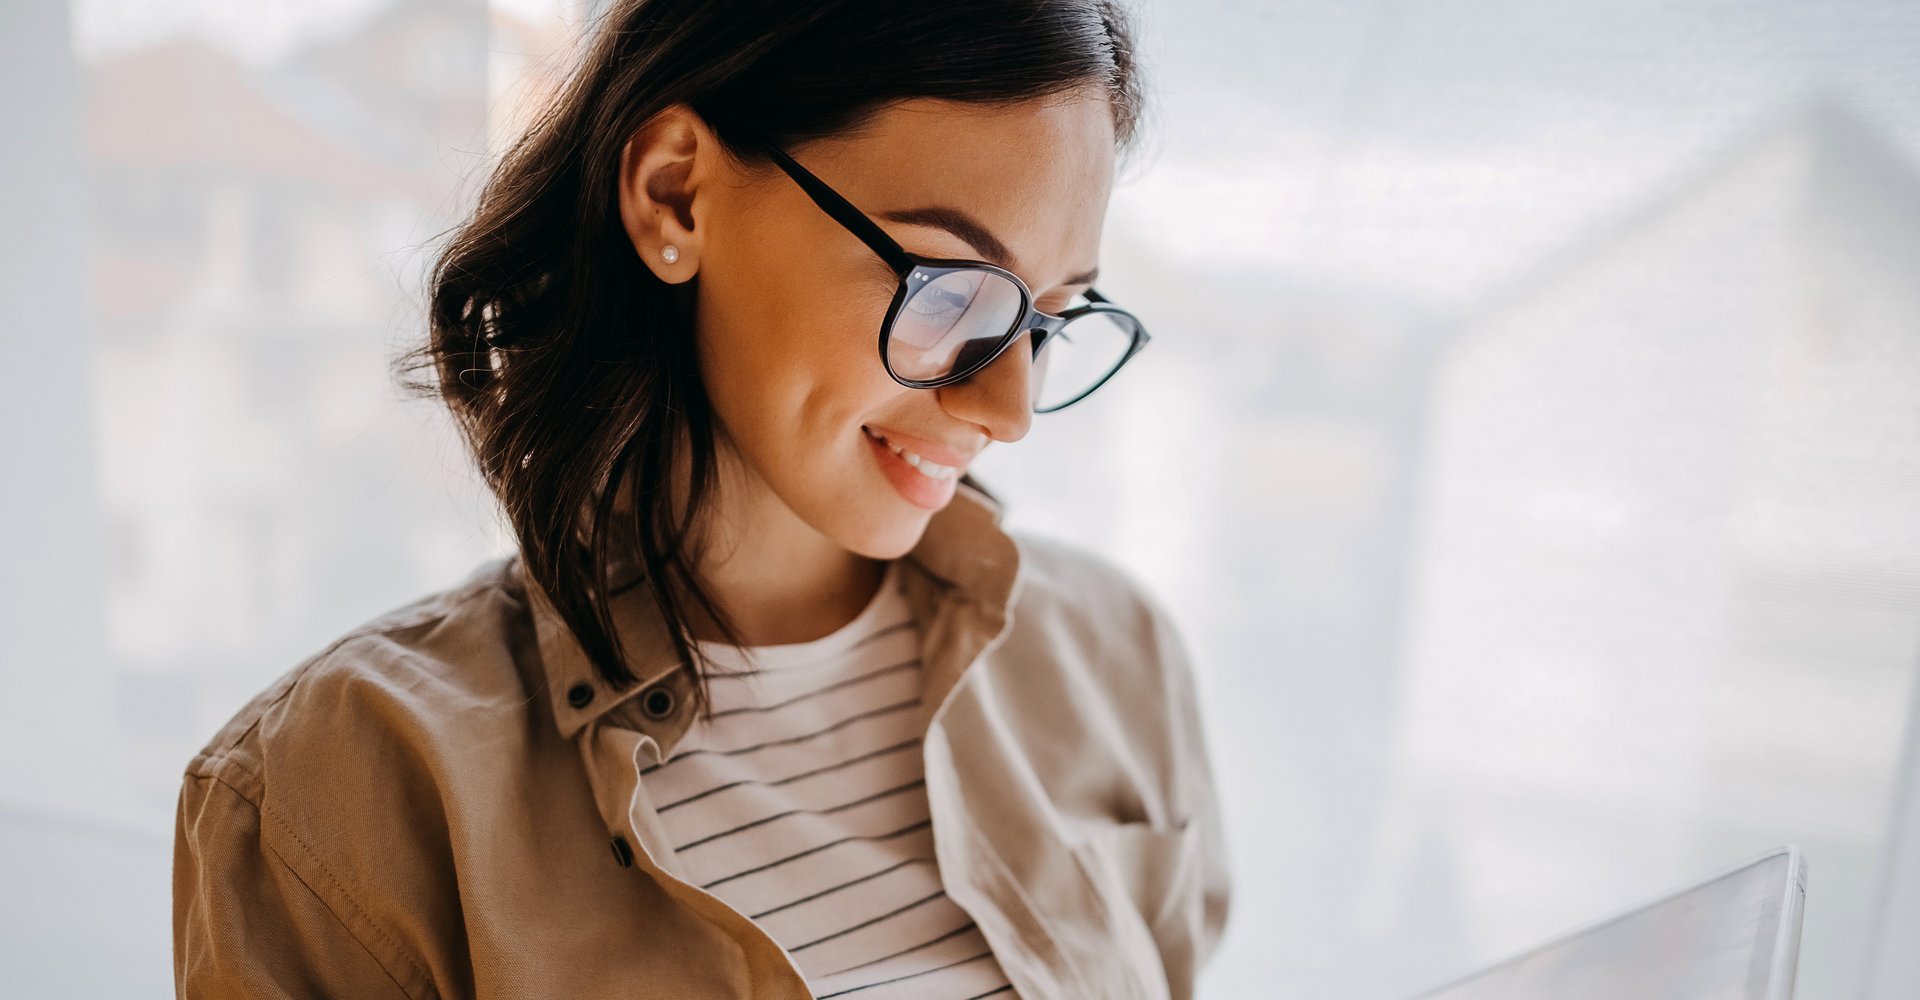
[{"xmin": 835, "ymin": 505, "xmax": 932, "ymax": 560}]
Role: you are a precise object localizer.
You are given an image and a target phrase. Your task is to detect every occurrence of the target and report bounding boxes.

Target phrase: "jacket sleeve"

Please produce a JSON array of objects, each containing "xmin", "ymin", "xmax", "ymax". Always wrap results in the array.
[{"xmin": 173, "ymin": 769, "xmax": 417, "ymax": 1000}]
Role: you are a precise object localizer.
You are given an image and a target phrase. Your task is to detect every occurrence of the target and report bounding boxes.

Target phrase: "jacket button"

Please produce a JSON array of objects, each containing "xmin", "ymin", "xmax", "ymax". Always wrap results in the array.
[
  {"xmin": 567, "ymin": 683, "xmax": 594, "ymax": 709},
  {"xmin": 609, "ymin": 834, "xmax": 634, "ymax": 868},
  {"xmin": 641, "ymin": 686, "xmax": 676, "ymax": 719}
]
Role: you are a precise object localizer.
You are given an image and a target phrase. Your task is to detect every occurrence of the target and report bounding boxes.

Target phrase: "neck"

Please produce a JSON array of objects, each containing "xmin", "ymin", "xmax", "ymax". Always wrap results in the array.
[
  {"xmin": 620, "ymin": 430, "xmax": 890, "ymax": 649},
  {"xmin": 691, "ymin": 496, "xmax": 888, "ymax": 647}
]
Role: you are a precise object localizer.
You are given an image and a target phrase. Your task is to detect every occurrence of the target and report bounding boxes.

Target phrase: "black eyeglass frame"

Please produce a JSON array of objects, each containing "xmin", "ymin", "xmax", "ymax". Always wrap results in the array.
[{"xmin": 753, "ymin": 139, "xmax": 1151, "ymax": 412}]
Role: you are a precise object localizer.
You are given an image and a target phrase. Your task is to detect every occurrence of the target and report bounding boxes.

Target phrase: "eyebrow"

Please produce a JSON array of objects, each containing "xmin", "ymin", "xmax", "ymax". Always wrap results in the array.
[{"xmin": 876, "ymin": 205, "xmax": 1100, "ymax": 289}]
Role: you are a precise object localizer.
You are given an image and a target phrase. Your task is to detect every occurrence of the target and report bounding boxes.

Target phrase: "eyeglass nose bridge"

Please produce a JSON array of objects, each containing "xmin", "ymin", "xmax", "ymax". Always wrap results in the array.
[
  {"xmin": 1020, "ymin": 308, "xmax": 1074, "ymax": 354},
  {"xmin": 944, "ymin": 299, "xmax": 1136, "ymax": 388},
  {"xmin": 954, "ymin": 306, "xmax": 1075, "ymax": 381},
  {"xmin": 895, "ymin": 265, "xmax": 1142, "ymax": 393},
  {"xmin": 899, "ymin": 266, "xmax": 1064, "ymax": 373}
]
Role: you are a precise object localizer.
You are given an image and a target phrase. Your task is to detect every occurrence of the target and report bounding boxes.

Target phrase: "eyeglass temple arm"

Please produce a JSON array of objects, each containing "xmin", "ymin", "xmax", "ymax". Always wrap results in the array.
[
  {"xmin": 1075, "ymin": 287, "xmax": 1152, "ymax": 352},
  {"xmin": 757, "ymin": 140, "xmax": 1141, "ymax": 345},
  {"xmin": 755, "ymin": 140, "xmax": 918, "ymax": 276}
]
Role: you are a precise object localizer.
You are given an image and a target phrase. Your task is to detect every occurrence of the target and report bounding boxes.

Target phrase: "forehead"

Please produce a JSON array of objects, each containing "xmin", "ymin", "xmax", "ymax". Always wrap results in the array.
[{"xmin": 800, "ymin": 92, "xmax": 1116, "ymax": 287}]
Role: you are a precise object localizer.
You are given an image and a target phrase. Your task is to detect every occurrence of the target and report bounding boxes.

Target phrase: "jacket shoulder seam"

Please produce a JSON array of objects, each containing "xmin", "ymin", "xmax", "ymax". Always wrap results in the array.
[
  {"xmin": 183, "ymin": 600, "xmax": 468, "ymax": 783},
  {"xmin": 189, "ymin": 771, "xmax": 439, "ymax": 1000}
]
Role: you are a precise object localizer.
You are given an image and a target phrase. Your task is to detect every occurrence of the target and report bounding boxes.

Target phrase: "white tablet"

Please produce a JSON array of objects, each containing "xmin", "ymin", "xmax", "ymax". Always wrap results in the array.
[{"xmin": 1408, "ymin": 845, "xmax": 1807, "ymax": 1000}]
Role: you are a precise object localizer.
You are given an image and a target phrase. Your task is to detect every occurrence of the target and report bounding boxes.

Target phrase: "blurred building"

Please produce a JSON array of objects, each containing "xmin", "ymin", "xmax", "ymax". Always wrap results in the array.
[{"xmin": 82, "ymin": 0, "xmax": 503, "ymax": 824}]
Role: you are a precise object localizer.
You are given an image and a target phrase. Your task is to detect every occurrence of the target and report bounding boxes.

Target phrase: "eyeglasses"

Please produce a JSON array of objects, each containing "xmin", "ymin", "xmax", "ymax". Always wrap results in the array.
[{"xmin": 754, "ymin": 139, "xmax": 1152, "ymax": 413}]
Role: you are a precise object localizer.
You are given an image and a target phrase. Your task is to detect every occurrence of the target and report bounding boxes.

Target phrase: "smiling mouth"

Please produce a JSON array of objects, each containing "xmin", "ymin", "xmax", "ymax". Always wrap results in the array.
[{"xmin": 863, "ymin": 427, "xmax": 960, "ymax": 481}]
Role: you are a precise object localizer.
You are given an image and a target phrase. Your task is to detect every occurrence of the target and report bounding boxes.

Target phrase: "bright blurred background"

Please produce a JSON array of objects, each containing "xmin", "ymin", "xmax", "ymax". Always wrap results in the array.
[{"xmin": 3, "ymin": 0, "xmax": 1917, "ymax": 996}]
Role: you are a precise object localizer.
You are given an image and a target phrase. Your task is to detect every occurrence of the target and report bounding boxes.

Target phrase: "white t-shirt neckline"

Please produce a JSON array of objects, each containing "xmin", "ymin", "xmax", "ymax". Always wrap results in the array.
[{"xmin": 692, "ymin": 559, "xmax": 906, "ymax": 673}]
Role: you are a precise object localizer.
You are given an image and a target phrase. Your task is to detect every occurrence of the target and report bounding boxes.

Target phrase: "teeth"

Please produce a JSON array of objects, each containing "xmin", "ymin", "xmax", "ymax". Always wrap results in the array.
[{"xmin": 872, "ymin": 431, "xmax": 958, "ymax": 481}]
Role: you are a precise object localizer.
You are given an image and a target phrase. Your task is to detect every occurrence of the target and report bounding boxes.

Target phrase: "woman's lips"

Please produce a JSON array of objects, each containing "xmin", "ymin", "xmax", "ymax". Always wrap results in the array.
[
  {"xmin": 859, "ymin": 425, "xmax": 976, "ymax": 468},
  {"xmin": 863, "ymin": 427, "xmax": 959, "ymax": 510}
]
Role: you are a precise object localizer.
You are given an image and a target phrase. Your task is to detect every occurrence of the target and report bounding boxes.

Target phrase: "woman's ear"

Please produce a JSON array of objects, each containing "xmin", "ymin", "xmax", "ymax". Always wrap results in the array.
[{"xmin": 618, "ymin": 103, "xmax": 718, "ymax": 285}]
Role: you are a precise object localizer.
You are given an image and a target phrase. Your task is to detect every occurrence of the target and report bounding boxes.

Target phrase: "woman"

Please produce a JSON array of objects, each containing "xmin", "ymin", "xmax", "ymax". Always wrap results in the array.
[{"xmin": 171, "ymin": 0, "xmax": 1231, "ymax": 997}]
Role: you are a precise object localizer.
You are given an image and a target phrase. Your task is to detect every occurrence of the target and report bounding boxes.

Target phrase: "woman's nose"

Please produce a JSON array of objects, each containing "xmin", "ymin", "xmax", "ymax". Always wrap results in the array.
[{"xmin": 934, "ymin": 330, "xmax": 1036, "ymax": 444}]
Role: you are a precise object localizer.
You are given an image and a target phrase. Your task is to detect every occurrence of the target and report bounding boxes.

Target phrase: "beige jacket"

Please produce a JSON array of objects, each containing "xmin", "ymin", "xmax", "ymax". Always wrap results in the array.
[{"xmin": 172, "ymin": 478, "xmax": 1232, "ymax": 999}]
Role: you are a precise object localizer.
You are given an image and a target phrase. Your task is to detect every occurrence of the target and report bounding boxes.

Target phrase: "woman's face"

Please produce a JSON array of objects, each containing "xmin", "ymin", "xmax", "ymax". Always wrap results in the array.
[{"xmin": 619, "ymin": 89, "xmax": 1116, "ymax": 561}]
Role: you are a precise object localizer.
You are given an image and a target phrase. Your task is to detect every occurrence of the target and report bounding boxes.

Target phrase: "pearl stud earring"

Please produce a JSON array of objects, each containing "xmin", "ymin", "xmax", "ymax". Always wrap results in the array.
[{"xmin": 661, "ymin": 245, "xmax": 679, "ymax": 264}]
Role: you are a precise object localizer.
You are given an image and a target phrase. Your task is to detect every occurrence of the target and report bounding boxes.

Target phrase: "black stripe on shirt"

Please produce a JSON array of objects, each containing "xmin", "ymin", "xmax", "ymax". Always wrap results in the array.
[
  {"xmin": 750, "ymin": 856, "xmax": 931, "ymax": 920},
  {"xmin": 702, "ymin": 819, "xmax": 932, "ymax": 889},
  {"xmin": 822, "ymin": 919, "xmax": 980, "ymax": 977},
  {"xmin": 791, "ymin": 889, "xmax": 946, "ymax": 952},
  {"xmin": 673, "ymin": 779, "xmax": 927, "ymax": 852},
  {"xmin": 814, "ymin": 951, "xmax": 996, "ymax": 997},
  {"xmin": 704, "ymin": 657, "xmax": 921, "ymax": 721},
  {"xmin": 658, "ymin": 738, "xmax": 922, "ymax": 813},
  {"xmin": 641, "ymin": 697, "xmax": 921, "ymax": 774}
]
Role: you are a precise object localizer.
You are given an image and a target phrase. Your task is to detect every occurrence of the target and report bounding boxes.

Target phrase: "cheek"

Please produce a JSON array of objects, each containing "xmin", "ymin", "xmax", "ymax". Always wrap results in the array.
[
  {"xmin": 718, "ymin": 248, "xmax": 889, "ymax": 369},
  {"xmin": 698, "ymin": 288, "xmax": 898, "ymax": 454},
  {"xmin": 691, "ymin": 224, "xmax": 905, "ymax": 458},
  {"xmin": 769, "ymin": 268, "xmax": 902, "ymax": 401}
]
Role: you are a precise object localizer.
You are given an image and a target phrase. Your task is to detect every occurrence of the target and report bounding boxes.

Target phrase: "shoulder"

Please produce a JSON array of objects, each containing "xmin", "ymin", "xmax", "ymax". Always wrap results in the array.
[
  {"xmin": 1004, "ymin": 528, "xmax": 1184, "ymax": 668},
  {"xmin": 984, "ymin": 529, "xmax": 1207, "ymax": 832},
  {"xmin": 1001, "ymin": 529, "xmax": 1194, "ymax": 719},
  {"xmin": 173, "ymin": 557, "xmax": 528, "ymax": 999},
  {"xmin": 182, "ymin": 554, "xmax": 531, "ymax": 807},
  {"xmin": 1006, "ymin": 529, "xmax": 1148, "ymax": 617}
]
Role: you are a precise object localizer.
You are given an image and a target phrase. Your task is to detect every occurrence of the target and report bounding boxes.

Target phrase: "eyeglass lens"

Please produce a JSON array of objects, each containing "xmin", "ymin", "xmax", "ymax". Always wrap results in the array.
[{"xmin": 885, "ymin": 268, "xmax": 1139, "ymax": 412}]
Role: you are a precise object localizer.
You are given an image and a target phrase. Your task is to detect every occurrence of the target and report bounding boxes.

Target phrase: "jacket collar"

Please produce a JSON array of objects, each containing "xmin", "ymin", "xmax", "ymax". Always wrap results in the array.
[{"xmin": 516, "ymin": 476, "xmax": 1020, "ymax": 746}]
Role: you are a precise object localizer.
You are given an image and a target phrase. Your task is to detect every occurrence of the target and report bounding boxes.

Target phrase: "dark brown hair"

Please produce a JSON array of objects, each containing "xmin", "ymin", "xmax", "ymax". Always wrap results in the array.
[{"xmin": 395, "ymin": 0, "xmax": 1150, "ymax": 720}]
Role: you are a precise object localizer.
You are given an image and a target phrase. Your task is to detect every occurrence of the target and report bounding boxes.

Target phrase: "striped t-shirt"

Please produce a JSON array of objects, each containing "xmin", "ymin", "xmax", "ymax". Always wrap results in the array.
[{"xmin": 641, "ymin": 558, "xmax": 1020, "ymax": 999}]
